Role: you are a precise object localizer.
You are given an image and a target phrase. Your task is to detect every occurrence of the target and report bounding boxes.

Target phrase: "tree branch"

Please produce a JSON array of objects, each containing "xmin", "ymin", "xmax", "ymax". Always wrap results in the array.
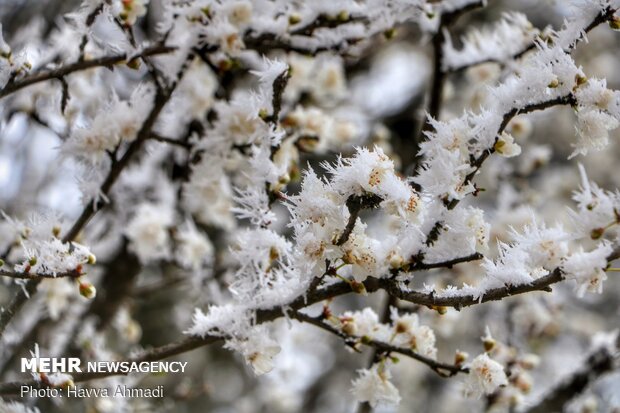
[
  {"xmin": 292, "ymin": 311, "xmax": 468, "ymax": 377},
  {"xmin": 0, "ymin": 45, "xmax": 175, "ymax": 100},
  {"xmin": 335, "ymin": 194, "xmax": 383, "ymax": 246},
  {"xmin": 418, "ymin": 0, "xmax": 485, "ymax": 139},
  {"xmin": 0, "ymin": 269, "xmax": 82, "ymax": 280},
  {"xmin": 525, "ymin": 336, "xmax": 620, "ymax": 413},
  {"xmin": 0, "ymin": 51, "xmax": 191, "ymax": 340},
  {"xmin": 446, "ymin": 93, "xmax": 577, "ymax": 210}
]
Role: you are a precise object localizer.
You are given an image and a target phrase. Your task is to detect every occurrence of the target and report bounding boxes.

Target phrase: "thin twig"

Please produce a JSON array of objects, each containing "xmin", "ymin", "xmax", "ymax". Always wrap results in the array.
[
  {"xmin": 0, "ymin": 45, "xmax": 175, "ymax": 100},
  {"xmin": 293, "ymin": 311, "xmax": 468, "ymax": 377}
]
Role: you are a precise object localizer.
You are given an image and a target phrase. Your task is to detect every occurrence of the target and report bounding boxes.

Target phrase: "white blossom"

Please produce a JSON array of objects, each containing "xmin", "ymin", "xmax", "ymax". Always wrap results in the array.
[
  {"xmin": 465, "ymin": 353, "xmax": 509, "ymax": 397},
  {"xmin": 562, "ymin": 242, "xmax": 613, "ymax": 296},
  {"xmin": 351, "ymin": 363, "xmax": 401, "ymax": 408}
]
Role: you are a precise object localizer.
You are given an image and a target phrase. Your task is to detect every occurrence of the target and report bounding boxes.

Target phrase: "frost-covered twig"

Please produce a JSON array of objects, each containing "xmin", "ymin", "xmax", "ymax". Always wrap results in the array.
[
  {"xmin": 385, "ymin": 247, "xmax": 620, "ymax": 310},
  {"xmin": 292, "ymin": 311, "xmax": 468, "ymax": 377},
  {"xmin": 0, "ymin": 45, "xmax": 175, "ymax": 100},
  {"xmin": 420, "ymin": 0, "xmax": 485, "ymax": 136},
  {"xmin": 446, "ymin": 93, "xmax": 577, "ymax": 209},
  {"xmin": 0, "ymin": 50, "xmax": 194, "ymax": 339},
  {"xmin": 0, "ymin": 269, "xmax": 82, "ymax": 280}
]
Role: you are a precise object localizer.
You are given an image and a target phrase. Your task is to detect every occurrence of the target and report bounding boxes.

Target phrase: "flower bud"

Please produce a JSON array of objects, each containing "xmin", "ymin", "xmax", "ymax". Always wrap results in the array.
[
  {"xmin": 126, "ymin": 58, "xmax": 142, "ymax": 70},
  {"xmin": 79, "ymin": 282, "xmax": 97, "ymax": 299},
  {"xmin": 483, "ymin": 336, "xmax": 496, "ymax": 352},
  {"xmin": 87, "ymin": 254, "xmax": 97, "ymax": 265},
  {"xmin": 383, "ymin": 28, "xmax": 396, "ymax": 39},
  {"xmin": 350, "ymin": 280, "xmax": 368, "ymax": 295},
  {"xmin": 336, "ymin": 10, "xmax": 350, "ymax": 22},
  {"xmin": 590, "ymin": 227, "xmax": 605, "ymax": 240},
  {"xmin": 288, "ymin": 13, "xmax": 301, "ymax": 25},
  {"xmin": 455, "ymin": 350, "xmax": 469, "ymax": 365}
]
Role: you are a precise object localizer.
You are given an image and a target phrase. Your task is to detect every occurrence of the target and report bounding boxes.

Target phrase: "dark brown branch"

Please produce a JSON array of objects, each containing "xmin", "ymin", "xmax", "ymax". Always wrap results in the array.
[
  {"xmin": 444, "ymin": 6, "xmax": 616, "ymax": 73},
  {"xmin": 386, "ymin": 246, "xmax": 620, "ymax": 310},
  {"xmin": 289, "ymin": 14, "xmax": 368, "ymax": 37},
  {"xmin": 0, "ymin": 280, "xmax": 39, "ymax": 340},
  {"xmin": 150, "ymin": 132, "xmax": 191, "ymax": 149},
  {"xmin": 411, "ymin": 252, "xmax": 483, "ymax": 271},
  {"xmin": 0, "ymin": 45, "xmax": 175, "ymax": 100},
  {"xmin": 0, "ymin": 268, "xmax": 82, "ymax": 280},
  {"xmin": 445, "ymin": 93, "xmax": 577, "ymax": 210},
  {"xmin": 384, "ymin": 269, "xmax": 563, "ymax": 310},
  {"xmin": 335, "ymin": 194, "xmax": 383, "ymax": 246},
  {"xmin": 293, "ymin": 311, "xmax": 468, "ymax": 377},
  {"xmin": 419, "ymin": 0, "xmax": 485, "ymax": 138},
  {"xmin": 0, "ymin": 51, "xmax": 190, "ymax": 340},
  {"xmin": 263, "ymin": 70, "xmax": 290, "ymax": 125},
  {"xmin": 62, "ymin": 84, "xmax": 177, "ymax": 243},
  {"xmin": 2, "ymin": 246, "xmax": 615, "ymax": 394},
  {"xmin": 525, "ymin": 337, "xmax": 620, "ymax": 413}
]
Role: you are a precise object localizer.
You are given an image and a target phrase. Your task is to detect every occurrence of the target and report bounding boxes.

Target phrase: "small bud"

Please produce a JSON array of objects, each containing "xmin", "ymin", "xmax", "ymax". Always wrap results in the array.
[
  {"xmin": 0, "ymin": 259, "xmax": 3, "ymax": 267},
  {"xmin": 342, "ymin": 320, "xmax": 356, "ymax": 336},
  {"xmin": 79, "ymin": 282, "xmax": 97, "ymax": 299},
  {"xmin": 590, "ymin": 227, "xmax": 605, "ymax": 240},
  {"xmin": 336, "ymin": 10, "xmax": 350, "ymax": 22},
  {"xmin": 126, "ymin": 58, "xmax": 142, "ymax": 70},
  {"xmin": 547, "ymin": 78, "xmax": 559, "ymax": 88},
  {"xmin": 217, "ymin": 59, "xmax": 234, "ymax": 72},
  {"xmin": 383, "ymin": 28, "xmax": 396, "ymax": 39},
  {"xmin": 575, "ymin": 74, "xmax": 588, "ymax": 86},
  {"xmin": 87, "ymin": 254, "xmax": 97, "ymax": 265},
  {"xmin": 258, "ymin": 108, "xmax": 269, "ymax": 120},
  {"xmin": 433, "ymin": 305, "xmax": 448, "ymax": 315},
  {"xmin": 288, "ymin": 13, "xmax": 301, "ymax": 25},
  {"xmin": 52, "ymin": 226, "xmax": 61, "ymax": 238},
  {"xmin": 278, "ymin": 173, "xmax": 290, "ymax": 185},
  {"xmin": 482, "ymin": 326, "xmax": 496, "ymax": 352},
  {"xmin": 389, "ymin": 253, "xmax": 404, "ymax": 269},
  {"xmin": 454, "ymin": 350, "xmax": 469, "ymax": 365},
  {"xmin": 360, "ymin": 335, "xmax": 373, "ymax": 345},
  {"xmin": 269, "ymin": 246, "xmax": 279, "ymax": 262},
  {"xmin": 483, "ymin": 337, "xmax": 496, "ymax": 352},
  {"xmin": 609, "ymin": 16, "xmax": 620, "ymax": 31},
  {"xmin": 350, "ymin": 280, "xmax": 368, "ymax": 295},
  {"xmin": 29, "ymin": 256, "xmax": 37, "ymax": 266}
]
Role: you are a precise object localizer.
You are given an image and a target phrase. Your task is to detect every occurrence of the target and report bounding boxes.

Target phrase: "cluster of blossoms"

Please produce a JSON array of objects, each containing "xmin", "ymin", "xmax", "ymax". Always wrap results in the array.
[{"xmin": 1, "ymin": 0, "xmax": 620, "ymax": 411}]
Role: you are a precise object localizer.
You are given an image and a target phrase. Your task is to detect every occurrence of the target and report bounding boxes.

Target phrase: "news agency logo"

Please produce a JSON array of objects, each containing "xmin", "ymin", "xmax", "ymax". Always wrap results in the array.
[
  {"xmin": 20, "ymin": 356, "xmax": 188, "ymax": 374},
  {"xmin": 21, "ymin": 357, "xmax": 82, "ymax": 373},
  {"xmin": 19, "ymin": 356, "xmax": 188, "ymax": 399}
]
